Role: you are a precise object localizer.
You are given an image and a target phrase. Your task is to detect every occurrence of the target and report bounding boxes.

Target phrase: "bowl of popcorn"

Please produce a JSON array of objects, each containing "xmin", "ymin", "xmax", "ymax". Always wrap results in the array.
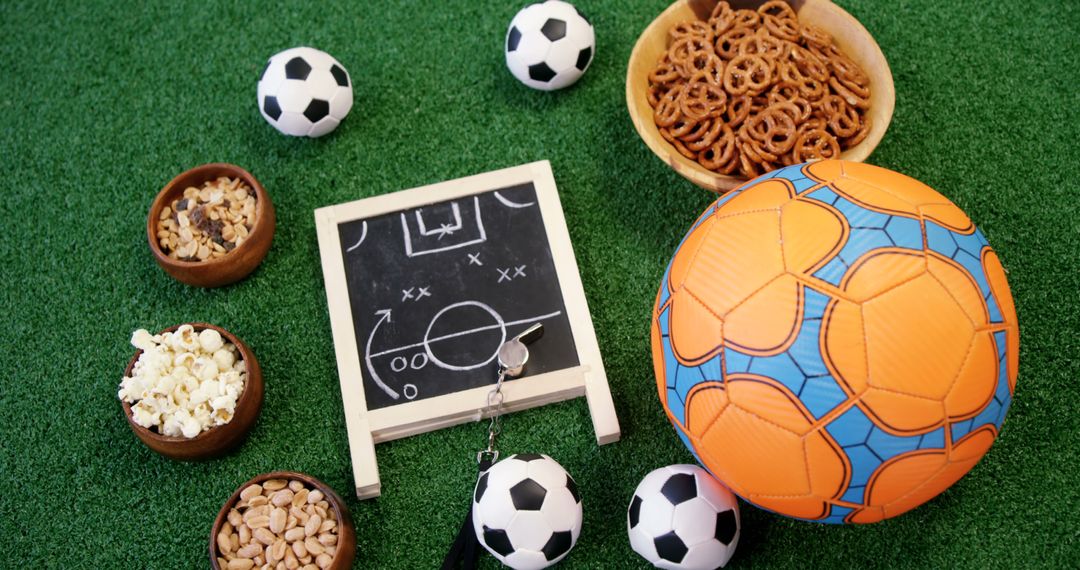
[
  {"xmin": 148, "ymin": 163, "xmax": 275, "ymax": 287},
  {"xmin": 211, "ymin": 472, "xmax": 356, "ymax": 570},
  {"xmin": 118, "ymin": 323, "xmax": 264, "ymax": 460}
]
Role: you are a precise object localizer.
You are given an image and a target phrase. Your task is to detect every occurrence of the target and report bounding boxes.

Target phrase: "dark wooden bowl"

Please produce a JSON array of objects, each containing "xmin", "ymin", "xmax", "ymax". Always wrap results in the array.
[
  {"xmin": 147, "ymin": 163, "xmax": 275, "ymax": 288},
  {"xmin": 121, "ymin": 323, "xmax": 264, "ymax": 460},
  {"xmin": 209, "ymin": 471, "xmax": 357, "ymax": 570}
]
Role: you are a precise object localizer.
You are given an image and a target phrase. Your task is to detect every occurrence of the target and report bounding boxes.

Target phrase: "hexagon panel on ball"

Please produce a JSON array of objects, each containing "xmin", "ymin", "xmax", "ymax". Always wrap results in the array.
[
  {"xmin": 505, "ymin": 1, "xmax": 595, "ymax": 91},
  {"xmin": 257, "ymin": 46, "xmax": 353, "ymax": 137}
]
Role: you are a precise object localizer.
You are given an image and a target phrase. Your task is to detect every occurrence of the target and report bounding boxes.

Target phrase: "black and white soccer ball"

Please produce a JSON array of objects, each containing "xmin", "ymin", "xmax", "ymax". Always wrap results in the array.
[
  {"xmin": 472, "ymin": 454, "xmax": 583, "ymax": 570},
  {"xmin": 505, "ymin": 1, "xmax": 595, "ymax": 91},
  {"xmin": 257, "ymin": 46, "xmax": 353, "ymax": 137},
  {"xmin": 627, "ymin": 465, "xmax": 740, "ymax": 570}
]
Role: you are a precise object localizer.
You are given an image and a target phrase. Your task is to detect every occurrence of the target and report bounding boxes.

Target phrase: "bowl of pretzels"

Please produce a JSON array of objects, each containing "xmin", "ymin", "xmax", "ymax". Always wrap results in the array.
[{"xmin": 626, "ymin": 0, "xmax": 894, "ymax": 192}]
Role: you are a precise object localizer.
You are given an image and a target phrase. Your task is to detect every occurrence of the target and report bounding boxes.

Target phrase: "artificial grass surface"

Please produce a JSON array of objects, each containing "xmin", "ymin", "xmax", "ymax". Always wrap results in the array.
[{"xmin": 1, "ymin": 0, "xmax": 1077, "ymax": 567}]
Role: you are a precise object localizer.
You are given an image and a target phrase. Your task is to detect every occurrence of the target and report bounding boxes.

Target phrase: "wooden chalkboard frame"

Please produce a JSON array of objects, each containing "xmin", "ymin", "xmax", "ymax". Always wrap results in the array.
[{"xmin": 314, "ymin": 161, "xmax": 620, "ymax": 499}]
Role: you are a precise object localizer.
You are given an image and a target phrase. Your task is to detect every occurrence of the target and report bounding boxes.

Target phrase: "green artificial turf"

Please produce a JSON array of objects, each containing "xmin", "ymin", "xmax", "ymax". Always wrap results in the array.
[{"xmin": 2, "ymin": 0, "xmax": 1078, "ymax": 567}]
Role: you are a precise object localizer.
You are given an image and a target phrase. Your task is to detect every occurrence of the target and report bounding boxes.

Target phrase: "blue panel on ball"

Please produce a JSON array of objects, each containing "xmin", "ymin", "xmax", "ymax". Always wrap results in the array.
[
  {"xmin": 827, "ymin": 406, "xmax": 874, "ymax": 447},
  {"xmin": 833, "ymin": 196, "xmax": 893, "ymax": 229},
  {"xmin": 813, "ymin": 256, "xmax": 849, "ymax": 286},
  {"xmin": 918, "ymin": 427, "xmax": 946, "ymax": 450},
  {"xmin": 698, "ymin": 353, "xmax": 723, "ymax": 381},
  {"xmin": 882, "ymin": 215, "xmax": 923, "ymax": 250},
  {"xmin": 804, "ymin": 287, "xmax": 832, "ymax": 318},
  {"xmin": 748, "ymin": 352, "xmax": 807, "ymax": 396},
  {"xmin": 841, "ymin": 485, "xmax": 866, "ymax": 504},
  {"xmin": 805, "ymin": 187, "xmax": 841, "ymax": 206},
  {"xmin": 657, "ymin": 305, "xmax": 671, "ymax": 336},
  {"xmin": 843, "ymin": 444, "xmax": 883, "ymax": 488},
  {"xmin": 788, "ymin": 318, "xmax": 830, "ymax": 377},
  {"xmin": 837, "ymin": 227, "xmax": 898, "ymax": 266},
  {"xmin": 950, "ymin": 418, "xmax": 975, "ymax": 442},
  {"xmin": 799, "ymin": 377, "xmax": 848, "ymax": 419},
  {"xmin": 724, "ymin": 347, "xmax": 753, "ymax": 375},
  {"xmin": 866, "ymin": 426, "xmax": 922, "ymax": 460},
  {"xmin": 819, "ymin": 506, "xmax": 853, "ymax": 524},
  {"xmin": 924, "ymin": 221, "xmax": 958, "ymax": 257}
]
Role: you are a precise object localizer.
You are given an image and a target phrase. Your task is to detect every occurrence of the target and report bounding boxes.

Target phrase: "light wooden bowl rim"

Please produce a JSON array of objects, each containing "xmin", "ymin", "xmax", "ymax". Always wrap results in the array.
[
  {"xmin": 209, "ymin": 470, "xmax": 357, "ymax": 570},
  {"xmin": 626, "ymin": 0, "xmax": 896, "ymax": 193},
  {"xmin": 120, "ymin": 322, "xmax": 261, "ymax": 448},
  {"xmin": 146, "ymin": 162, "xmax": 273, "ymax": 270}
]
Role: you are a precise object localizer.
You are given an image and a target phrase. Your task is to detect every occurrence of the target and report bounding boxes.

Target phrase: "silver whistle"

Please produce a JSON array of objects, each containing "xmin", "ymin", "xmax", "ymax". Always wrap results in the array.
[{"xmin": 497, "ymin": 323, "xmax": 544, "ymax": 377}]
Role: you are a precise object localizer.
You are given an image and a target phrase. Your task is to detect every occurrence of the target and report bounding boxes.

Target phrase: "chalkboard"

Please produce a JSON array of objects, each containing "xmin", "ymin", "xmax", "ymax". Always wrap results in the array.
[
  {"xmin": 315, "ymin": 161, "xmax": 620, "ymax": 498},
  {"xmin": 336, "ymin": 182, "xmax": 580, "ymax": 410}
]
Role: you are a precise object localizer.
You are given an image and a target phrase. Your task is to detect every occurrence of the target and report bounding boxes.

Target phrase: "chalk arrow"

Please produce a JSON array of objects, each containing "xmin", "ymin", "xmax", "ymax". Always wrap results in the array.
[{"xmin": 365, "ymin": 309, "xmax": 399, "ymax": 399}]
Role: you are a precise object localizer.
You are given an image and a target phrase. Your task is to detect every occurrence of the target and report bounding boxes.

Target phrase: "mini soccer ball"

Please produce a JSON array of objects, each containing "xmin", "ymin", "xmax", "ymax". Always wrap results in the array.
[
  {"xmin": 628, "ymin": 465, "xmax": 740, "ymax": 570},
  {"xmin": 472, "ymin": 454, "xmax": 583, "ymax": 570},
  {"xmin": 257, "ymin": 46, "xmax": 353, "ymax": 137},
  {"xmin": 652, "ymin": 160, "xmax": 1019, "ymax": 524},
  {"xmin": 505, "ymin": 1, "xmax": 595, "ymax": 91}
]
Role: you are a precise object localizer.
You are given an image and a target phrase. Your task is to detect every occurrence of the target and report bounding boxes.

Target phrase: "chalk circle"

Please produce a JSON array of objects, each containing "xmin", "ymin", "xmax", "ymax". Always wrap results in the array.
[
  {"xmin": 390, "ymin": 356, "xmax": 408, "ymax": 372},
  {"xmin": 410, "ymin": 352, "xmax": 428, "ymax": 370},
  {"xmin": 403, "ymin": 384, "xmax": 418, "ymax": 400},
  {"xmin": 423, "ymin": 301, "xmax": 506, "ymax": 371}
]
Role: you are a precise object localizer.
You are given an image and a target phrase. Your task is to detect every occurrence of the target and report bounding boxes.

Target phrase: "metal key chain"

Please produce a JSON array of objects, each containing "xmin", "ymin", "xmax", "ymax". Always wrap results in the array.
[
  {"xmin": 444, "ymin": 323, "xmax": 544, "ymax": 570},
  {"xmin": 478, "ymin": 323, "xmax": 544, "ymax": 465}
]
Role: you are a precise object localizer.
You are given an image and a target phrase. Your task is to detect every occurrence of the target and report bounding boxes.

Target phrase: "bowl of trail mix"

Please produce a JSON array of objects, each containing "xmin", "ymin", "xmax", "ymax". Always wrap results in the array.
[{"xmin": 148, "ymin": 163, "xmax": 275, "ymax": 287}]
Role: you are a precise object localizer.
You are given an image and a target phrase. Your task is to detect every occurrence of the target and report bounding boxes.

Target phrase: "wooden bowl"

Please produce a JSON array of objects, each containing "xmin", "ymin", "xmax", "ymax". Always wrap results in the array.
[
  {"xmin": 147, "ymin": 163, "xmax": 275, "ymax": 287},
  {"xmin": 626, "ymin": 0, "xmax": 895, "ymax": 192},
  {"xmin": 121, "ymin": 323, "xmax": 264, "ymax": 460},
  {"xmin": 209, "ymin": 471, "xmax": 357, "ymax": 570}
]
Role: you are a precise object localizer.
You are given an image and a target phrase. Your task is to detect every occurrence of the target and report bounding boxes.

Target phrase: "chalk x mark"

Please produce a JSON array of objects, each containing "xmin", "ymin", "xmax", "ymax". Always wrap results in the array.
[
  {"xmin": 514, "ymin": 265, "xmax": 527, "ymax": 278},
  {"xmin": 497, "ymin": 268, "xmax": 512, "ymax": 283},
  {"xmin": 365, "ymin": 309, "xmax": 399, "ymax": 400},
  {"xmin": 467, "ymin": 252, "xmax": 482, "ymax": 266},
  {"xmin": 494, "ymin": 191, "xmax": 535, "ymax": 209},
  {"xmin": 401, "ymin": 288, "xmax": 414, "ymax": 302},
  {"xmin": 417, "ymin": 286, "xmax": 431, "ymax": 300},
  {"xmin": 345, "ymin": 221, "xmax": 368, "ymax": 252}
]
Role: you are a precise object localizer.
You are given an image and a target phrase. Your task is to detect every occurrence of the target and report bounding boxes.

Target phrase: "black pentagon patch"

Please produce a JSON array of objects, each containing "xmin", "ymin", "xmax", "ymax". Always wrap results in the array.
[
  {"xmin": 716, "ymin": 509, "xmax": 738, "ymax": 545},
  {"xmin": 541, "ymin": 530, "xmax": 572, "ymax": 561},
  {"xmin": 304, "ymin": 99, "xmax": 330, "ymax": 123},
  {"xmin": 541, "ymin": 18, "xmax": 567, "ymax": 42},
  {"xmin": 507, "ymin": 26, "xmax": 522, "ymax": 52},
  {"xmin": 284, "ymin": 56, "xmax": 312, "ymax": 80},
  {"xmin": 655, "ymin": 531, "xmax": 688, "ymax": 563},
  {"xmin": 528, "ymin": 62, "xmax": 557, "ymax": 82},
  {"xmin": 509, "ymin": 478, "xmax": 547, "ymax": 511},
  {"xmin": 474, "ymin": 472, "xmax": 489, "ymax": 504},
  {"xmin": 627, "ymin": 495, "xmax": 642, "ymax": 528},
  {"xmin": 566, "ymin": 474, "xmax": 581, "ymax": 504},
  {"xmin": 575, "ymin": 47, "xmax": 592, "ymax": 71},
  {"xmin": 482, "ymin": 526, "xmax": 515, "ymax": 556},
  {"xmin": 330, "ymin": 64, "xmax": 349, "ymax": 87},
  {"xmin": 660, "ymin": 473, "xmax": 697, "ymax": 505},
  {"xmin": 514, "ymin": 453, "xmax": 544, "ymax": 462},
  {"xmin": 263, "ymin": 96, "xmax": 282, "ymax": 121}
]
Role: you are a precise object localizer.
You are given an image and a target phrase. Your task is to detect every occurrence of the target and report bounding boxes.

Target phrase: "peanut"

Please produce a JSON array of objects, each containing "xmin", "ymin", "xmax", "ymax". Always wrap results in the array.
[
  {"xmin": 305, "ymin": 515, "xmax": 321, "ymax": 538},
  {"xmin": 263, "ymin": 479, "xmax": 287, "ymax": 491},
  {"xmin": 254, "ymin": 527, "xmax": 276, "ymax": 546},
  {"xmin": 304, "ymin": 537, "xmax": 324, "ymax": 556},
  {"xmin": 284, "ymin": 527, "xmax": 306, "ymax": 543},
  {"xmin": 227, "ymin": 559, "xmax": 254, "ymax": 570},
  {"xmin": 289, "ymin": 480, "xmax": 304, "ymax": 493},
  {"xmin": 269, "ymin": 507, "xmax": 287, "ymax": 534},
  {"xmin": 270, "ymin": 489, "xmax": 294, "ymax": 507},
  {"xmin": 306, "ymin": 490, "xmax": 323, "ymax": 505},
  {"xmin": 291, "ymin": 540, "xmax": 308, "ymax": 559},
  {"xmin": 236, "ymin": 543, "xmax": 262, "ymax": 558},
  {"xmin": 316, "ymin": 554, "xmax": 333, "ymax": 569}
]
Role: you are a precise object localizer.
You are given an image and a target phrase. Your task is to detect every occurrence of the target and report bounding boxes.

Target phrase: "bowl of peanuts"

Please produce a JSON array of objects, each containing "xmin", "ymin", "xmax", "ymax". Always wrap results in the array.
[
  {"xmin": 626, "ymin": 0, "xmax": 895, "ymax": 192},
  {"xmin": 148, "ymin": 163, "xmax": 275, "ymax": 287},
  {"xmin": 120, "ymin": 322, "xmax": 264, "ymax": 460},
  {"xmin": 211, "ymin": 472, "xmax": 356, "ymax": 570}
]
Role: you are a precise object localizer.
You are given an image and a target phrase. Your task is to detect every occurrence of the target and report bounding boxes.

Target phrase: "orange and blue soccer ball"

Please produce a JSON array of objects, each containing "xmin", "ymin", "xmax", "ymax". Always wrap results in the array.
[{"xmin": 651, "ymin": 160, "xmax": 1019, "ymax": 524}]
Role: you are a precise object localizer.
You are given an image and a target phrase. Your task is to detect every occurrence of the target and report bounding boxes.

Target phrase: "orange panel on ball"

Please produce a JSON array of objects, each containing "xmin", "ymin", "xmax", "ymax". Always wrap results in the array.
[
  {"xmin": 684, "ymin": 382, "xmax": 730, "ymax": 436},
  {"xmin": 668, "ymin": 214, "xmax": 716, "ymax": 291},
  {"xmin": 919, "ymin": 202, "xmax": 974, "ymax": 234},
  {"xmin": 822, "ymin": 299, "xmax": 868, "ymax": 396},
  {"xmin": 862, "ymin": 275, "xmax": 974, "ymax": 401},
  {"xmin": 983, "ymin": 249, "xmax": 1020, "ymax": 392},
  {"xmin": 841, "ymin": 249, "xmax": 926, "ymax": 303},
  {"xmin": 668, "ymin": 287, "xmax": 724, "ymax": 365},
  {"xmin": 859, "ymin": 388, "xmax": 945, "ymax": 433},
  {"xmin": 715, "ymin": 178, "xmax": 793, "ymax": 216},
  {"xmin": 805, "ymin": 161, "xmax": 920, "ymax": 217},
  {"xmin": 726, "ymin": 376, "xmax": 814, "ymax": 436},
  {"xmin": 838, "ymin": 161, "xmax": 952, "ymax": 209},
  {"xmin": 723, "ymin": 275, "xmax": 802, "ymax": 354},
  {"xmin": 780, "ymin": 198, "xmax": 848, "ymax": 275},
  {"xmin": 926, "ymin": 253, "xmax": 991, "ymax": 327},
  {"xmin": 946, "ymin": 332, "xmax": 998, "ymax": 421},
  {"xmin": 698, "ymin": 404, "xmax": 813, "ymax": 497}
]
